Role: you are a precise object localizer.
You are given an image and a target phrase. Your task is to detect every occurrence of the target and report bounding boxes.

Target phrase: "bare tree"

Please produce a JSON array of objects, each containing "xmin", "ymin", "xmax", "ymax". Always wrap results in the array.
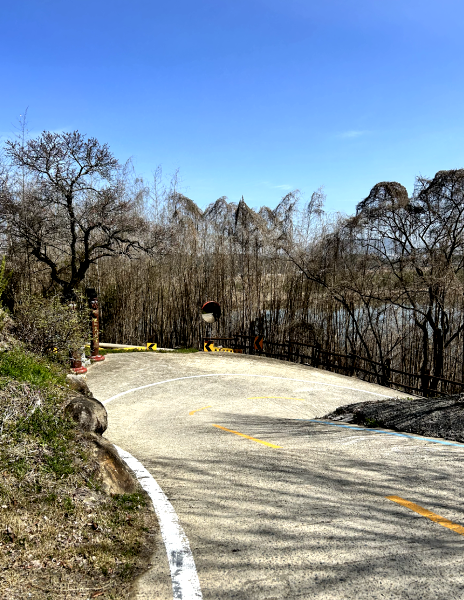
[
  {"xmin": 2, "ymin": 131, "xmax": 149, "ymax": 296},
  {"xmin": 355, "ymin": 171, "xmax": 464, "ymax": 387}
]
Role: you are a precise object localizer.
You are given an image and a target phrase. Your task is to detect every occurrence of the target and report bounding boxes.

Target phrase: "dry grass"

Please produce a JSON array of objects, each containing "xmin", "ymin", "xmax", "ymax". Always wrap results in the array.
[{"xmin": 0, "ymin": 353, "xmax": 158, "ymax": 600}]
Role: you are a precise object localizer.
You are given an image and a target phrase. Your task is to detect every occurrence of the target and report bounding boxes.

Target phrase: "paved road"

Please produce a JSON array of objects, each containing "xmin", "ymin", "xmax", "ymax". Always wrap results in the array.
[{"xmin": 87, "ymin": 352, "xmax": 464, "ymax": 599}]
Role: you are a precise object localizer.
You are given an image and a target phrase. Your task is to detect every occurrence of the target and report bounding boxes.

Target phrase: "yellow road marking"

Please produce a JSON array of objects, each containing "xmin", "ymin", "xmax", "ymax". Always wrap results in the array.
[
  {"xmin": 387, "ymin": 495, "xmax": 464, "ymax": 537},
  {"xmin": 213, "ymin": 424, "xmax": 282, "ymax": 448},
  {"xmin": 247, "ymin": 396, "xmax": 305, "ymax": 401},
  {"xmin": 189, "ymin": 406, "xmax": 212, "ymax": 415}
]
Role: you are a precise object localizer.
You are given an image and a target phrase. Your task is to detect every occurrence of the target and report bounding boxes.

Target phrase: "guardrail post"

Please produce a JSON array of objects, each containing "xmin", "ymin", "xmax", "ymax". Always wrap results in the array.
[
  {"xmin": 382, "ymin": 358, "xmax": 391, "ymax": 387},
  {"xmin": 421, "ymin": 368, "xmax": 430, "ymax": 397},
  {"xmin": 349, "ymin": 353, "xmax": 357, "ymax": 376},
  {"xmin": 249, "ymin": 331, "xmax": 254, "ymax": 355},
  {"xmin": 313, "ymin": 342, "xmax": 321, "ymax": 368}
]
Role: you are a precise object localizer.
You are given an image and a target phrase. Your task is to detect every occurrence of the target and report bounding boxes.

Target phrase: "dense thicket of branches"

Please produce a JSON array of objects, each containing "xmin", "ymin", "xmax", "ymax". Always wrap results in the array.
[{"xmin": 3, "ymin": 131, "xmax": 464, "ymax": 390}]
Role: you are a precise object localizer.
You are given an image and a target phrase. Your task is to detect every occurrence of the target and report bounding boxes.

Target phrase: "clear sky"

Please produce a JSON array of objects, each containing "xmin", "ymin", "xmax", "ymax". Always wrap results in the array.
[{"xmin": 2, "ymin": 0, "xmax": 463, "ymax": 214}]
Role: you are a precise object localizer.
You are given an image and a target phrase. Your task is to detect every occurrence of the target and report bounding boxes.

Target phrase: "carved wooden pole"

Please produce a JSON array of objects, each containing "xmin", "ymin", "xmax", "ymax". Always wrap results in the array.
[
  {"xmin": 68, "ymin": 293, "xmax": 87, "ymax": 374},
  {"xmin": 86, "ymin": 288, "xmax": 105, "ymax": 363}
]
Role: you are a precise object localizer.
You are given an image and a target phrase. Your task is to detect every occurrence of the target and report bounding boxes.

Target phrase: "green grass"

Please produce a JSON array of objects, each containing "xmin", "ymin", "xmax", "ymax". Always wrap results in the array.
[
  {"xmin": 111, "ymin": 492, "xmax": 147, "ymax": 512},
  {"xmin": 0, "ymin": 346, "xmax": 66, "ymax": 387},
  {"xmin": 171, "ymin": 347, "xmax": 199, "ymax": 353},
  {"xmin": 364, "ymin": 417, "xmax": 381, "ymax": 428},
  {"xmin": 13, "ymin": 404, "xmax": 77, "ymax": 479}
]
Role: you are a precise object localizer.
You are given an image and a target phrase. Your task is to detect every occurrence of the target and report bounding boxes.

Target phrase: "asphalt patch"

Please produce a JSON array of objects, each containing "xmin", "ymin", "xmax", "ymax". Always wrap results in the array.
[{"xmin": 322, "ymin": 394, "xmax": 464, "ymax": 443}]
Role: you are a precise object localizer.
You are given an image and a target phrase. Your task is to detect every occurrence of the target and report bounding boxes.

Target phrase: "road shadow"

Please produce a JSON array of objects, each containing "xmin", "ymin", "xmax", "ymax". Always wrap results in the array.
[{"xmin": 138, "ymin": 413, "xmax": 464, "ymax": 599}]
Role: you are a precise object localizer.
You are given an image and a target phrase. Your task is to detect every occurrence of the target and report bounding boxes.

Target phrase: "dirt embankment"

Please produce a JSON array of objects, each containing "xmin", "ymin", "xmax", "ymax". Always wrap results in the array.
[
  {"xmin": 0, "ymin": 366, "xmax": 158, "ymax": 600},
  {"xmin": 322, "ymin": 394, "xmax": 464, "ymax": 443}
]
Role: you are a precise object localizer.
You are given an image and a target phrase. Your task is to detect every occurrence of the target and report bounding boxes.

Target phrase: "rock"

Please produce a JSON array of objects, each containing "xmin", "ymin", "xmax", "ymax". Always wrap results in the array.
[
  {"xmin": 64, "ymin": 394, "xmax": 108, "ymax": 434},
  {"xmin": 66, "ymin": 374, "xmax": 94, "ymax": 398},
  {"xmin": 85, "ymin": 433, "xmax": 138, "ymax": 495}
]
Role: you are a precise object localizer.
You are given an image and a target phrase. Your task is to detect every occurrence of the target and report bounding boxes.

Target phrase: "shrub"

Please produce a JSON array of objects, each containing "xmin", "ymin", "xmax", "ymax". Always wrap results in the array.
[{"xmin": 13, "ymin": 293, "xmax": 89, "ymax": 362}]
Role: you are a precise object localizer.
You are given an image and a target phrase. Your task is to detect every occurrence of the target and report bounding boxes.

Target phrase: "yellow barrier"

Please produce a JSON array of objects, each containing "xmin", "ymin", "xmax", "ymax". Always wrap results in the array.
[{"xmin": 204, "ymin": 341, "xmax": 242, "ymax": 353}]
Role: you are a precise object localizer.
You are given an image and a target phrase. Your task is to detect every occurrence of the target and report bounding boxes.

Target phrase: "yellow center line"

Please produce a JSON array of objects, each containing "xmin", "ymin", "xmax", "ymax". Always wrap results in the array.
[
  {"xmin": 189, "ymin": 406, "xmax": 212, "ymax": 415},
  {"xmin": 213, "ymin": 424, "xmax": 282, "ymax": 448},
  {"xmin": 247, "ymin": 396, "xmax": 305, "ymax": 401},
  {"xmin": 387, "ymin": 495, "xmax": 464, "ymax": 536}
]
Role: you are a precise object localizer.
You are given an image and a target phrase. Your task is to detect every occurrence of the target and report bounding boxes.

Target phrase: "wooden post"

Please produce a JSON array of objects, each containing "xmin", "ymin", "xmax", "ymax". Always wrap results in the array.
[
  {"xmin": 313, "ymin": 342, "xmax": 321, "ymax": 369},
  {"xmin": 86, "ymin": 288, "xmax": 105, "ymax": 362},
  {"xmin": 349, "ymin": 353, "xmax": 357, "ymax": 376},
  {"xmin": 421, "ymin": 368, "xmax": 430, "ymax": 397},
  {"xmin": 382, "ymin": 358, "xmax": 391, "ymax": 387},
  {"xmin": 68, "ymin": 293, "xmax": 87, "ymax": 375}
]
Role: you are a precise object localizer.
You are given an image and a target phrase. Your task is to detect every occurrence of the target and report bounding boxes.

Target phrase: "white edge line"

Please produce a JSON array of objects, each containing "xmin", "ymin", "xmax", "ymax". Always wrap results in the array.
[
  {"xmin": 103, "ymin": 374, "xmax": 394, "ymax": 405},
  {"xmin": 115, "ymin": 445, "xmax": 202, "ymax": 600}
]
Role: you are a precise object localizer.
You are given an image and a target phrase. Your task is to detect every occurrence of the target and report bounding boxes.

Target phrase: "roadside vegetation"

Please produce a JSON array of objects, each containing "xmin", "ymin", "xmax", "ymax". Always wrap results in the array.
[{"xmin": 0, "ymin": 310, "xmax": 157, "ymax": 599}]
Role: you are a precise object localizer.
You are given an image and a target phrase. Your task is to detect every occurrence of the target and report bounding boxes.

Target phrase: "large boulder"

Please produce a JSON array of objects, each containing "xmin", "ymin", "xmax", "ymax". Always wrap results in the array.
[
  {"xmin": 64, "ymin": 394, "xmax": 108, "ymax": 434},
  {"xmin": 85, "ymin": 433, "xmax": 138, "ymax": 495}
]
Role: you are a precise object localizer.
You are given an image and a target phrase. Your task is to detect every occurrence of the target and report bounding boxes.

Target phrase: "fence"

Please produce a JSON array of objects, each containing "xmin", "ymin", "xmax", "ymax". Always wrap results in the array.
[{"xmin": 203, "ymin": 335, "xmax": 464, "ymax": 398}]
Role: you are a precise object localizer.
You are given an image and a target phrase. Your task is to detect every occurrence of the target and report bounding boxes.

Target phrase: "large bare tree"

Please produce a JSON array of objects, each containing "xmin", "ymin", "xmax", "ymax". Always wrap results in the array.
[
  {"xmin": 355, "ymin": 171, "xmax": 464, "ymax": 387},
  {"xmin": 1, "ymin": 131, "xmax": 149, "ymax": 296}
]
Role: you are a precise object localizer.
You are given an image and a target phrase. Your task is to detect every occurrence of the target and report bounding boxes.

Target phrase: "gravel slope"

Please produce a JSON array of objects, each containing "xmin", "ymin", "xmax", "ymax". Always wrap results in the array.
[{"xmin": 322, "ymin": 394, "xmax": 464, "ymax": 442}]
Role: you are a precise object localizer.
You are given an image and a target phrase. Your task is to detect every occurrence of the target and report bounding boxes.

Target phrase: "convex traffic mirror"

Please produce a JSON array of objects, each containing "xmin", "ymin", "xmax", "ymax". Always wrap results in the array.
[{"xmin": 201, "ymin": 301, "xmax": 221, "ymax": 323}]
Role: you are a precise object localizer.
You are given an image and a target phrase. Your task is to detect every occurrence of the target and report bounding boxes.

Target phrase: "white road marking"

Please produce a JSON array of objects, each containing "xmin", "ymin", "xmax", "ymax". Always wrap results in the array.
[
  {"xmin": 103, "ymin": 373, "xmax": 393, "ymax": 405},
  {"xmin": 105, "ymin": 373, "xmax": 393, "ymax": 599},
  {"xmin": 115, "ymin": 446, "xmax": 202, "ymax": 600}
]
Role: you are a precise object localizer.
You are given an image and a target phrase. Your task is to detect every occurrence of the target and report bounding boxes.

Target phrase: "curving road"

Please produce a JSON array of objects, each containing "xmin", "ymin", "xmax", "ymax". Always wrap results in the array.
[{"xmin": 87, "ymin": 352, "xmax": 464, "ymax": 600}]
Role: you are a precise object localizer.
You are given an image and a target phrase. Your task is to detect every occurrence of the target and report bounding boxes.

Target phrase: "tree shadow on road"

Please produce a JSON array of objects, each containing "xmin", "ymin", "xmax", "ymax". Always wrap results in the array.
[{"xmin": 139, "ymin": 413, "xmax": 464, "ymax": 599}]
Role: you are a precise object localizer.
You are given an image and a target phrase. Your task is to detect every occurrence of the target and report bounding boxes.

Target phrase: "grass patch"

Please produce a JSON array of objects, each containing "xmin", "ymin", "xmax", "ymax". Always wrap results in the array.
[
  {"xmin": 171, "ymin": 347, "xmax": 199, "ymax": 353},
  {"xmin": 111, "ymin": 492, "xmax": 147, "ymax": 512},
  {"xmin": 0, "ymin": 347, "xmax": 66, "ymax": 387}
]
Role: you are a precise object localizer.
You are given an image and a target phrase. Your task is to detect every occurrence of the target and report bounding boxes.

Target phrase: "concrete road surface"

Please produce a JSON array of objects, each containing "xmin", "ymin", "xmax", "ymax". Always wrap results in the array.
[{"xmin": 87, "ymin": 352, "xmax": 464, "ymax": 599}]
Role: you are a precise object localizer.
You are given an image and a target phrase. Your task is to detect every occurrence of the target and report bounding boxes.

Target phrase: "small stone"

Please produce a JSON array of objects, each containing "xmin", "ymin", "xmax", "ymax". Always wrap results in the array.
[{"xmin": 66, "ymin": 374, "xmax": 94, "ymax": 398}]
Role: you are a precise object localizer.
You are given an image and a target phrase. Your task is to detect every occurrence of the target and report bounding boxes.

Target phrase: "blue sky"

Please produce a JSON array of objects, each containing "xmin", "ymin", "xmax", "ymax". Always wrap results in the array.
[{"xmin": 2, "ymin": 0, "xmax": 463, "ymax": 214}]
